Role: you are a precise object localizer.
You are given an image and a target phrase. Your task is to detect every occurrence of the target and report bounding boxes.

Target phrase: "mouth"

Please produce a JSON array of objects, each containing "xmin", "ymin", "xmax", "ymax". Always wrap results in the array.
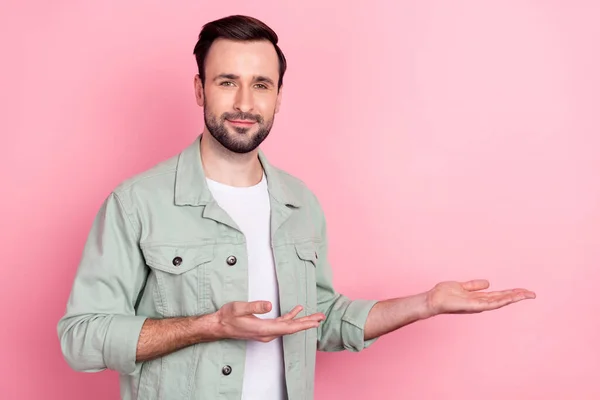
[{"xmin": 226, "ymin": 119, "xmax": 257, "ymax": 127}]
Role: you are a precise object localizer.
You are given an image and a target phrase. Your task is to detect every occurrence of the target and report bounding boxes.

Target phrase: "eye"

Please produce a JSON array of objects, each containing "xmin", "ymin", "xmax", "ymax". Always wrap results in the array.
[
  {"xmin": 219, "ymin": 81, "xmax": 235, "ymax": 87},
  {"xmin": 254, "ymin": 83, "xmax": 268, "ymax": 90}
]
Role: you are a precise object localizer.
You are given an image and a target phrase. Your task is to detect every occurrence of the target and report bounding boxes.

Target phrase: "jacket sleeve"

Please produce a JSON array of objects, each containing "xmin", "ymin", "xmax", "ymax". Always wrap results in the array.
[
  {"xmin": 57, "ymin": 191, "xmax": 148, "ymax": 375},
  {"xmin": 312, "ymin": 197, "xmax": 380, "ymax": 352}
]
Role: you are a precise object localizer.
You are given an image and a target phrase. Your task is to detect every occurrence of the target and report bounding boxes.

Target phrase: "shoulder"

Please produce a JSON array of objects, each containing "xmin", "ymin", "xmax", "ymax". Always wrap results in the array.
[{"xmin": 109, "ymin": 153, "xmax": 179, "ymax": 208}]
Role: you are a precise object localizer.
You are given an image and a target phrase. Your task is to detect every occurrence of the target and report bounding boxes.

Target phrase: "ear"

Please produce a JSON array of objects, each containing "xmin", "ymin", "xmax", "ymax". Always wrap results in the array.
[
  {"xmin": 275, "ymin": 84, "xmax": 283, "ymax": 114},
  {"xmin": 194, "ymin": 74, "xmax": 204, "ymax": 107}
]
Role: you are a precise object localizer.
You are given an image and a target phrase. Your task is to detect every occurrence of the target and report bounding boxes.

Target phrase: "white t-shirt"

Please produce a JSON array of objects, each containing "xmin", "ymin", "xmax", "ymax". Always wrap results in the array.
[{"xmin": 206, "ymin": 172, "xmax": 286, "ymax": 400}]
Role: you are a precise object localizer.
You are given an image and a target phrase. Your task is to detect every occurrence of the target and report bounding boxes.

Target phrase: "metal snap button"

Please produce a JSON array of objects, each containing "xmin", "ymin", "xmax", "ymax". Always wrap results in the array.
[
  {"xmin": 222, "ymin": 365, "xmax": 232, "ymax": 376},
  {"xmin": 226, "ymin": 256, "xmax": 237, "ymax": 266}
]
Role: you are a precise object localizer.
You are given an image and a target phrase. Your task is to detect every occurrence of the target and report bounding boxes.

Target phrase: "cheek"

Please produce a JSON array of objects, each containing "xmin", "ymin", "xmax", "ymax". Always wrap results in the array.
[
  {"xmin": 204, "ymin": 90, "xmax": 233, "ymax": 113},
  {"xmin": 256, "ymin": 96, "xmax": 278, "ymax": 117}
]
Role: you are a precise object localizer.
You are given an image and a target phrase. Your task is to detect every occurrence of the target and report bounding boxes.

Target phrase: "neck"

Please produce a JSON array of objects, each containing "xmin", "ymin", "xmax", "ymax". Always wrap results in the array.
[{"xmin": 199, "ymin": 131, "xmax": 264, "ymax": 187}]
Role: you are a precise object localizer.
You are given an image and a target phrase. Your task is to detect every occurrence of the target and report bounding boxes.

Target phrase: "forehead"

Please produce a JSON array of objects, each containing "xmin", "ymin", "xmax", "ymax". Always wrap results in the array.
[{"xmin": 204, "ymin": 38, "xmax": 279, "ymax": 80}]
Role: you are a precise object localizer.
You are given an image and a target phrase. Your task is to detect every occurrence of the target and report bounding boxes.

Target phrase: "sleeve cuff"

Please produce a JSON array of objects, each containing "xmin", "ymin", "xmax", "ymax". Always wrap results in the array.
[
  {"xmin": 341, "ymin": 299, "xmax": 379, "ymax": 352},
  {"xmin": 103, "ymin": 315, "xmax": 147, "ymax": 374}
]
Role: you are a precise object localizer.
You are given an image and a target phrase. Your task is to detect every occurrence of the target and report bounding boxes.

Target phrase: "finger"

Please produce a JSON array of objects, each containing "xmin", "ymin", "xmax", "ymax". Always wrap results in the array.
[
  {"xmin": 480, "ymin": 288, "xmax": 536, "ymax": 301},
  {"xmin": 497, "ymin": 289, "xmax": 536, "ymax": 302},
  {"xmin": 511, "ymin": 288, "xmax": 536, "ymax": 299},
  {"xmin": 235, "ymin": 301, "xmax": 272, "ymax": 316},
  {"xmin": 473, "ymin": 290, "xmax": 534, "ymax": 311},
  {"xmin": 283, "ymin": 320, "xmax": 322, "ymax": 335},
  {"xmin": 461, "ymin": 279, "xmax": 490, "ymax": 292},
  {"xmin": 292, "ymin": 312, "xmax": 326, "ymax": 323},
  {"xmin": 488, "ymin": 294, "xmax": 529, "ymax": 309},
  {"xmin": 278, "ymin": 308, "xmax": 326, "ymax": 323},
  {"xmin": 254, "ymin": 318, "xmax": 321, "ymax": 338},
  {"xmin": 278, "ymin": 306, "xmax": 304, "ymax": 321}
]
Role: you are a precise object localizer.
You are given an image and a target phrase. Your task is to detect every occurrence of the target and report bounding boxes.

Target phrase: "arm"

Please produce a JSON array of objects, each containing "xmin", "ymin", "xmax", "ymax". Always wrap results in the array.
[
  {"xmin": 308, "ymin": 195, "xmax": 535, "ymax": 347},
  {"xmin": 136, "ymin": 302, "xmax": 323, "ymax": 362},
  {"xmin": 58, "ymin": 192, "xmax": 149, "ymax": 374},
  {"xmin": 135, "ymin": 315, "xmax": 220, "ymax": 362},
  {"xmin": 313, "ymin": 237, "xmax": 379, "ymax": 352},
  {"xmin": 310, "ymin": 197, "xmax": 379, "ymax": 353},
  {"xmin": 363, "ymin": 293, "xmax": 429, "ymax": 340},
  {"xmin": 364, "ymin": 280, "xmax": 536, "ymax": 340}
]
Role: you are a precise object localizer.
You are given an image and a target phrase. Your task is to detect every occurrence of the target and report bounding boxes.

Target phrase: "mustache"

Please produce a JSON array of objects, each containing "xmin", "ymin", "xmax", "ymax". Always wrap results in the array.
[{"xmin": 221, "ymin": 112, "xmax": 264, "ymax": 124}]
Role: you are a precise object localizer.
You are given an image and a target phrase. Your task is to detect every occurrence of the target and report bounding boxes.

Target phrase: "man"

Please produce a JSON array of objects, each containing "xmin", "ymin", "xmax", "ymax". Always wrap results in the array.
[{"xmin": 58, "ymin": 14, "xmax": 536, "ymax": 400}]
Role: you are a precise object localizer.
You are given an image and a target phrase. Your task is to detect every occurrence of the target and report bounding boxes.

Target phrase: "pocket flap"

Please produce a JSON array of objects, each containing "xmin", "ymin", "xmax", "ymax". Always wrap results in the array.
[
  {"xmin": 141, "ymin": 243, "xmax": 215, "ymax": 275},
  {"xmin": 294, "ymin": 242, "xmax": 319, "ymax": 265}
]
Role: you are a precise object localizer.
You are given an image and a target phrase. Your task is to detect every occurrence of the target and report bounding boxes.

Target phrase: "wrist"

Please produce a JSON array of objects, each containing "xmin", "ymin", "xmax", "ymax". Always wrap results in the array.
[
  {"xmin": 421, "ymin": 290, "xmax": 439, "ymax": 319},
  {"xmin": 194, "ymin": 312, "xmax": 226, "ymax": 342}
]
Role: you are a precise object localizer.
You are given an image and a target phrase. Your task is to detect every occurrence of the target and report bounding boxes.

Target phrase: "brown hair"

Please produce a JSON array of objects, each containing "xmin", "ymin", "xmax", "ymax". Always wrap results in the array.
[{"xmin": 193, "ymin": 15, "xmax": 287, "ymax": 90}]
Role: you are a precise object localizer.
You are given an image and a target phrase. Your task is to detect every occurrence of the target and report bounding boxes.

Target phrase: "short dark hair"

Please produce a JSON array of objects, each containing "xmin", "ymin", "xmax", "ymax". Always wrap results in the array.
[{"xmin": 193, "ymin": 15, "xmax": 287, "ymax": 90}]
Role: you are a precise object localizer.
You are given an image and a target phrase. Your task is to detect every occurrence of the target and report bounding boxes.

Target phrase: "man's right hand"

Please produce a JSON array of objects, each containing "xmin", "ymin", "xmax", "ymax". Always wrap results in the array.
[{"xmin": 215, "ymin": 301, "xmax": 325, "ymax": 343}]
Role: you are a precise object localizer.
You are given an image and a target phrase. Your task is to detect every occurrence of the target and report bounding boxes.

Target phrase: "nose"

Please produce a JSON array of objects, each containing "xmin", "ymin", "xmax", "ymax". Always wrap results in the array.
[{"xmin": 233, "ymin": 86, "xmax": 254, "ymax": 113}]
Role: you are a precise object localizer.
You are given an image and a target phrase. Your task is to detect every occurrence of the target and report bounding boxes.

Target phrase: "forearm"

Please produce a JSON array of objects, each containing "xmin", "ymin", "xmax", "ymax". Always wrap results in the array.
[
  {"xmin": 363, "ymin": 292, "xmax": 434, "ymax": 340},
  {"xmin": 136, "ymin": 313, "xmax": 222, "ymax": 362}
]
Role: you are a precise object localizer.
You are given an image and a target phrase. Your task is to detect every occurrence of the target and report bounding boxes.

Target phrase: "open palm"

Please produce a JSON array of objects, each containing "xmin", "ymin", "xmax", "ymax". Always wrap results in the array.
[{"xmin": 426, "ymin": 279, "xmax": 536, "ymax": 316}]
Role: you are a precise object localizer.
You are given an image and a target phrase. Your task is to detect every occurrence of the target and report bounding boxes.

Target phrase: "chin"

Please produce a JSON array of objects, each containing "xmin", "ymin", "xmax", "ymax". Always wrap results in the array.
[{"xmin": 228, "ymin": 126, "xmax": 255, "ymax": 135}]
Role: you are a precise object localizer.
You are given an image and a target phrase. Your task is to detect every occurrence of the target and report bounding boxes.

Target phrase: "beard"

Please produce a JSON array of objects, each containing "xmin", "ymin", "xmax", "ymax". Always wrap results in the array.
[{"xmin": 204, "ymin": 107, "xmax": 274, "ymax": 154}]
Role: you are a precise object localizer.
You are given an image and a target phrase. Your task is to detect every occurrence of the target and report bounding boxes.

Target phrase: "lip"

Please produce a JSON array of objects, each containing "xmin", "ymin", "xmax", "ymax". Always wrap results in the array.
[{"xmin": 227, "ymin": 119, "xmax": 256, "ymax": 126}]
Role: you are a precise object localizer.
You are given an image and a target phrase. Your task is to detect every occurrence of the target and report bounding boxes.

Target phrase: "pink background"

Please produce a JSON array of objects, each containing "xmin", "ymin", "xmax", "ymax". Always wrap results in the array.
[{"xmin": 2, "ymin": 1, "xmax": 599, "ymax": 399}]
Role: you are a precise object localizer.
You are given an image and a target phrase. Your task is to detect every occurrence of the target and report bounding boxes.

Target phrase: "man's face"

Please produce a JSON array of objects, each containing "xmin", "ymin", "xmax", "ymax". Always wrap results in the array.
[{"xmin": 196, "ymin": 38, "xmax": 282, "ymax": 154}]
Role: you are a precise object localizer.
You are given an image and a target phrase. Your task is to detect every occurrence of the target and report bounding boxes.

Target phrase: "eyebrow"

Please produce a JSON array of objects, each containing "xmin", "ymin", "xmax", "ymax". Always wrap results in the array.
[{"xmin": 213, "ymin": 73, "xmax": 275, "ymax": 86}]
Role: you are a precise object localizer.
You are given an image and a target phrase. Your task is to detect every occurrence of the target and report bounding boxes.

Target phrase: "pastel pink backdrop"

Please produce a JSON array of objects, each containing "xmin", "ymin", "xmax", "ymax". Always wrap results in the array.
[{"xmin": 1, "ymin": 0, "xmax": 599, "ymax": 399}]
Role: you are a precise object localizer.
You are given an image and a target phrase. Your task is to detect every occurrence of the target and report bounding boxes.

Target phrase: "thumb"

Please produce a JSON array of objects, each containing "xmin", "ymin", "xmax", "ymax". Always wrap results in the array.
[
  {"xmin": 461, "ymin": 279, "xmax": 490, "ymax": 291},
  {"xmin": 246, "ymin": 301, "xmax": 272, "ymax": 315}
]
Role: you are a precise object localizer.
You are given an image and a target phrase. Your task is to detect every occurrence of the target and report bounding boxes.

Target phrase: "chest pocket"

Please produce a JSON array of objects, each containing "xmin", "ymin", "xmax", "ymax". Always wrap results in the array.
[
  {"xmin": 141, "ymin": 243, "xmax": 215, "ymax": 317},
  {"xmin": 294, "ymin": 241, "xmax": 319, "ymax": 314}
]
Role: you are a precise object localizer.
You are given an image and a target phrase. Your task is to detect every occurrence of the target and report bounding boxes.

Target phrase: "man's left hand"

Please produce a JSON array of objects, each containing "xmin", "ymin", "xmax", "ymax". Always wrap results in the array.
[{"xmin": 425, "ymin": 279, "xmax": 536, "ymax": 317}]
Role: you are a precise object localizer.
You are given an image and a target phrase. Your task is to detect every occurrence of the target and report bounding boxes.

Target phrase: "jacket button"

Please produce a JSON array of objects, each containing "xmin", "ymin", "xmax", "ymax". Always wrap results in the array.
[
  {"xmin": 172, "ymin": 257, "xmax": 182, "ymax": 266},
  {"xmin": 226, "ymin": 256, "xmax": 237, "ymax": 266},
  {"xmin": 222, "ymin": 365, "xmax": 232, "ymax": 376}
]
